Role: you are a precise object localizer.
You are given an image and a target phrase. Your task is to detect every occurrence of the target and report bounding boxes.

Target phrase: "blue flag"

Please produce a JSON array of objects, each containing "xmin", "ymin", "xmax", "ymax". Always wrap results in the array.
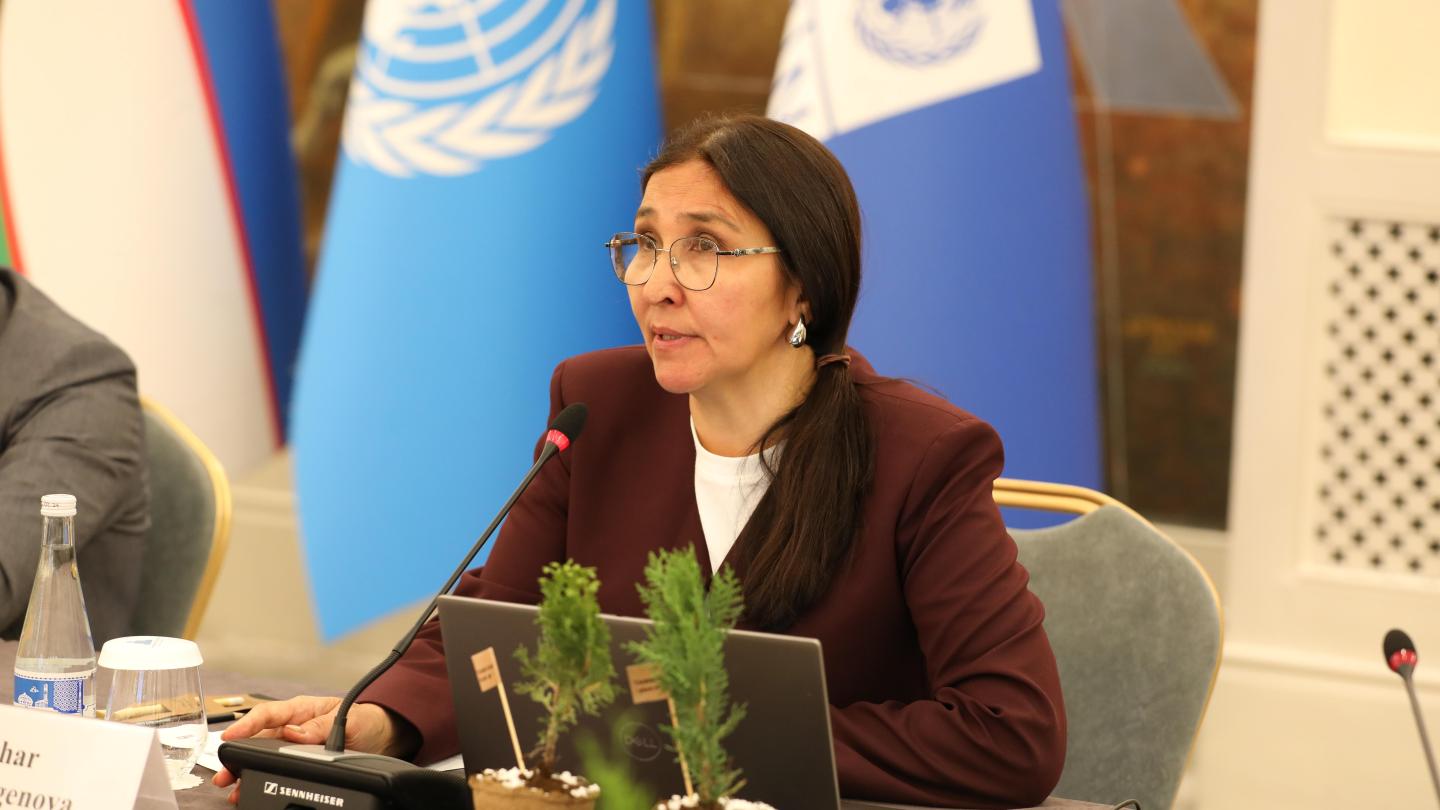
[
  {"xmin": 770, "ymin": 0, "xmax": 1101, "ymax": 498},
  {"xmin": 293, "ymin": 0, "xmax": 659, "ymax": 640}
]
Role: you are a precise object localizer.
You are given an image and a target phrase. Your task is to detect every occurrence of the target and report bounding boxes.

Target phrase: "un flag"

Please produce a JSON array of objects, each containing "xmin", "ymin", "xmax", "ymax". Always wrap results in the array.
[
  {"xmin": 770, "ymin": 0, "xmax": 1101, "ymax": 513},
  {"xmin": 293, "ymin": 0, "xmax": 660, "ymax": 640}
]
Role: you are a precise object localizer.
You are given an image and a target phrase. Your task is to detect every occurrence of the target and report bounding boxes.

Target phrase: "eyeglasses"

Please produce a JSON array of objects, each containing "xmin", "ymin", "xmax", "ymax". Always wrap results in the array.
[{"xmin": 604, "ymin": 232, "xmax": 782, "ymax": 292}]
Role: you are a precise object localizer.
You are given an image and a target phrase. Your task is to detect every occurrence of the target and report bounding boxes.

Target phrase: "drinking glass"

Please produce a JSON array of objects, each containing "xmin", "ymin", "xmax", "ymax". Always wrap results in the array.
[{"xmin": 98, "ymin": 636, "xmax": 207, "ymax": 789}]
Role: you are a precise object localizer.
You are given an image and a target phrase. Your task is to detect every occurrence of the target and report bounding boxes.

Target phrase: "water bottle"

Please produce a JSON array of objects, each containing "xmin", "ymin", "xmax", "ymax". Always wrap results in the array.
[{"xmin": 12, "ymin": 494, "xmax": 97, "ymax": 716}]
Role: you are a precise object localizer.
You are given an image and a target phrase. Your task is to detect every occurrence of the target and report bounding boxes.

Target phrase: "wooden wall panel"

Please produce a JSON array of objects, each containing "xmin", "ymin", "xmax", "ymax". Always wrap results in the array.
[
  {"xmin": 1074, "ymin": 0, "xmax": 1257, "ymax": 526},
  {"xmin": 651, "ymin": 0, "xmax": 789, "ymax": 133}
]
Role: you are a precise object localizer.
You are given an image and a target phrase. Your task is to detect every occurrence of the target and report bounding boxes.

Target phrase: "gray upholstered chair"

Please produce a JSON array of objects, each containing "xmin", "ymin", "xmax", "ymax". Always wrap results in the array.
[
  {"xmin": 131, "ymin": 398, "xmax": 232, "ymax": 639},
  {"xmin": 994, "ymin": 478, "xmax": 1222, "ymax": 810}
]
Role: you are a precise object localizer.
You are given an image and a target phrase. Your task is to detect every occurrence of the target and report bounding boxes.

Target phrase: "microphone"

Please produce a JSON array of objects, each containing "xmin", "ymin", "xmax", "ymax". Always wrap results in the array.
[
  {"xmin": 219, "ymin": 403, "xmax": 589, "ymax": 810},
  {"xmin": 1384, "ymin": 629, "xmax": 1440, "ymax": 807}
]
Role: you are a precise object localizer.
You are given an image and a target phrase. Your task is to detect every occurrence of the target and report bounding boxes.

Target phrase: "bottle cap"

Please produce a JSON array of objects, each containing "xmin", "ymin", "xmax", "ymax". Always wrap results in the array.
[
  {"xmin": 40, "ymin": 494, "xmax": 77, "ymax": 517},
  {"xmin": 98, "ymin": 636, "xmax": 204, "ymax": 671}
]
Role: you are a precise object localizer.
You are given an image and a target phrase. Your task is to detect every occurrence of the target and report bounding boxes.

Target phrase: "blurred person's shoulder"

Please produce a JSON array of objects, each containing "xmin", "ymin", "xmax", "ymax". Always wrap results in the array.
[{"xmin": 0, "ymin": 268, "xmax": 137, "ymax": 411}]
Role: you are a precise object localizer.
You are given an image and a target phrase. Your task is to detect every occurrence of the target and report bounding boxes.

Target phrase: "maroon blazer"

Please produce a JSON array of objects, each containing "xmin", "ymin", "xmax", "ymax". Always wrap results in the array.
[{"xmin": 361, "ymin": 346, "xmax": 1066, "ymax": 808}]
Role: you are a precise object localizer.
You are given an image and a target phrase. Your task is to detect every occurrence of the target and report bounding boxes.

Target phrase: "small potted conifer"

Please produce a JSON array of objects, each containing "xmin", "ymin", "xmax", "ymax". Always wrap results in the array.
[
  {"xmin": 628, "ymin": 548, "xmax": 776, "ymax": 810},
  {"xmin": 471, "ymin": 560, "xmax": 617, "ymax": 809}
]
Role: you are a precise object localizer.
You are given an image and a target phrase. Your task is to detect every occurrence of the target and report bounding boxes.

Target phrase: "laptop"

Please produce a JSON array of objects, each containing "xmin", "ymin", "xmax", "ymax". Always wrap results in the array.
[{"xmin": 438, "ymin": 594, "xmax": 861, "ymax": 809}]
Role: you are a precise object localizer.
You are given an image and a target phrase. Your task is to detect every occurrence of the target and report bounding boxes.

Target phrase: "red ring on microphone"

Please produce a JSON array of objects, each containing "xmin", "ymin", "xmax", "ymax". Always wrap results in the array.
[
  {"xmin": 545, "ymin": 429, "xmax": 571, "ymax": 452},
  {"xmin": 1391, "ymin": 649, "xmax": 1419, "ymax": 672}
]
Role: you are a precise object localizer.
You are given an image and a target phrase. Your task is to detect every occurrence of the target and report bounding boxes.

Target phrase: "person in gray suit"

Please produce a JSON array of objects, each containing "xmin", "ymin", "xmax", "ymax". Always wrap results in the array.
[{"xmin": 0, "ymin": 268, "xmax": 149, "ymax": 644}]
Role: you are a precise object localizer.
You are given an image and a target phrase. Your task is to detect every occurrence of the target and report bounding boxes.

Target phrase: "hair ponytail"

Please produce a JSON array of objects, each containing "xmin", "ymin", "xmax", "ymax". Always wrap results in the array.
[{"xmin": 737, "ymin": 360, "xmax": 872, "ymax": 629}]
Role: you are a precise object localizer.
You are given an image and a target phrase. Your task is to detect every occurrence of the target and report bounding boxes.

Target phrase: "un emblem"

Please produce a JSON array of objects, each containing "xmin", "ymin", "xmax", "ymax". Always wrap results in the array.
[
  {"xmin": 855, "ymin": 0, "xmax": 986, "ymax": 66},
  {"xmin": 344, "ymin": 0, "xmax": 616, "ymax": 177}
]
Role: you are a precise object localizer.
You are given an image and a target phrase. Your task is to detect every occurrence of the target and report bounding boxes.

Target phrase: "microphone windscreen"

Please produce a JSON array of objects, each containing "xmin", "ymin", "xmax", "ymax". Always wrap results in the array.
[
  {"xmin": 550, "ymin": 402, "xmax": 588, "ymax": 443},
  {"xmin": 1386, "ymin": 628, "xmax": 1416, "ymax": 662}
]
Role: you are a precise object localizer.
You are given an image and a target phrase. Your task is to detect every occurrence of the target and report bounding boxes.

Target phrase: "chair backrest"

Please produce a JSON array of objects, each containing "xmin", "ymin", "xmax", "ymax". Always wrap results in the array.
[
  {"xmin": 995, "ymin": 478, "xmax": 1222, "ymax": 810},
  {"xmin": 132, "ymin": 398, "xmax": 232, "ymax": 639}
]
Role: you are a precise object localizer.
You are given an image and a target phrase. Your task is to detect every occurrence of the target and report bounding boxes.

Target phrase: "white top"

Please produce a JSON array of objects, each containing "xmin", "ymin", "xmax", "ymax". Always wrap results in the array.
[
  {"xmin": 40, "ymin": 493, "xmax": 77, "ymax": 517},
  {"xmin": 692, "ymin": 419, "xmax": 774, "ymax": 573},
  {"xmin": 98, "ymin": 636, "xmax": 203, "ymax": 670}
]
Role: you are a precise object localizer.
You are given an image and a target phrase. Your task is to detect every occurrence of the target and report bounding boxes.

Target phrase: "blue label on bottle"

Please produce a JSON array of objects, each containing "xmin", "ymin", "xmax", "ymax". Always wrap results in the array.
[{"xmin": 13, "ymin": 670, "xmax": 90, "ymax": 715}]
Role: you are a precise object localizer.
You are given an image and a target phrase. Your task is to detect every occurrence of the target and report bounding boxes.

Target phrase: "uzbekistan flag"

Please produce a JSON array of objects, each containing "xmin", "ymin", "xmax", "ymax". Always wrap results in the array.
[{"xmin": 0, "ymin": 0, "xmax": 308, "ymax": 473}]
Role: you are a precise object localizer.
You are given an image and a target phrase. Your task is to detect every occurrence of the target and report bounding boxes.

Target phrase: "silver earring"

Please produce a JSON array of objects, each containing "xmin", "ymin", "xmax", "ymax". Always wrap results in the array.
[{"xmin": 789, "ymin": 317, "xmax": 807, "ymax": 348}]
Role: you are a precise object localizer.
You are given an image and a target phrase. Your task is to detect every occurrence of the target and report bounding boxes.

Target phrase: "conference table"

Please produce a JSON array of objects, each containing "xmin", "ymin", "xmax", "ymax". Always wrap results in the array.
[{"xmin": 0, "ymin": 642, "xmax": 1107, "ymax": 810}]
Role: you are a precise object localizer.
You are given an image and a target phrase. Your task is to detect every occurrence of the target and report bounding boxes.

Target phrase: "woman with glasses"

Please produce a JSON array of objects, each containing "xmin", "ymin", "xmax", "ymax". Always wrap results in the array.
[{"xmin": 218, "ymin": 115, "xmax": 1065, "ymax": 808}]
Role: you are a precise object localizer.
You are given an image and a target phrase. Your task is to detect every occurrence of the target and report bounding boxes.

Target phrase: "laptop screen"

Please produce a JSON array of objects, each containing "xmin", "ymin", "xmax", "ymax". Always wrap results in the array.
[{"xmin": 437, "ymin": 594, "xmax": 841, "ymax": 809}]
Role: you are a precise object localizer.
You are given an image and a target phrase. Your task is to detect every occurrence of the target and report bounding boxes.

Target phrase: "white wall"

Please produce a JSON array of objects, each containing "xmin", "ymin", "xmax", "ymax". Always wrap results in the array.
[
  {"xmin": 1192, "ymin": 1, "xmax": 1440, "ymax": 807},
  {"xmin": 1327, "ymin": 0, "xmax": 1440, "ymax": 150}
]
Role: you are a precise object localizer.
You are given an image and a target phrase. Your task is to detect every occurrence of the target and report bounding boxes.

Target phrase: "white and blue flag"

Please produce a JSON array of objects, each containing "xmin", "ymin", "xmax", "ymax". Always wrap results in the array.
[
  {"xmin": 293, "ymin": 0, "xmax": 659, "ymax": 639},
  {"xmin": 770, "ymin": 0, "xmax": 1101, "ymax": 501}
]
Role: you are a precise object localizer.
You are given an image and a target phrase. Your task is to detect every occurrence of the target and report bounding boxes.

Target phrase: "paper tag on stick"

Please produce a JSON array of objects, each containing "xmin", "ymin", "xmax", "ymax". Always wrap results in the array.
[
  {"xmin": 627, "ymin": 663, "xmax": 668, "ymax": 704},
  {"xmin": 472, "ymin": 647, "xmax": 501, "ymax": 692},
  {"xmin": 470, "ymin": 646, "xmax": 524, "ymax": 769}
]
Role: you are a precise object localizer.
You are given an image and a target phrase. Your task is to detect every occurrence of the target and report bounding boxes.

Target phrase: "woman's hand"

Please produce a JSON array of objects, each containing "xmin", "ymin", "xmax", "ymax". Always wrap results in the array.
[{"xmin": 211, "ymin": 696, "xmax": 415, "ymax": 803}]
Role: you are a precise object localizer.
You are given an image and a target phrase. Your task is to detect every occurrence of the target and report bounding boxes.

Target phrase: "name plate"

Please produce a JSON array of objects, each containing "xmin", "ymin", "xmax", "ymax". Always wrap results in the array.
[{"xmin": 0, "ymin": 704, "xmax": 177, "ymax": 809}]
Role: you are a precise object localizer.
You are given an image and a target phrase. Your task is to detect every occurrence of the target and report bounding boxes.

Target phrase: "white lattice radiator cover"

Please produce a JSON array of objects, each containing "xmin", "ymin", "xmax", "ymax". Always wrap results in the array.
[{"xmin": 1318, "ymin": 218, "xmax": 1440, "ymax": 574}]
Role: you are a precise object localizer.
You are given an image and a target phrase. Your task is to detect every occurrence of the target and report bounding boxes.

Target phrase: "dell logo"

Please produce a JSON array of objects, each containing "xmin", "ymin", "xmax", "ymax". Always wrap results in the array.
[{"xmin": 621, "ymin": 721, "xmax": 663, "ymax": 762}]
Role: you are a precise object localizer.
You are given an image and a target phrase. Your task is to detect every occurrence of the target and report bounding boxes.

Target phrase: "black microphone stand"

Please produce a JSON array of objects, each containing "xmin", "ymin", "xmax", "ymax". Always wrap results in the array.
[
  {"xmin": 1385, "ymin": 628, "xmax": 1440, "ymax": 808},
  {"xmin": 219, "ymin": 406, "xmax": 585, "ymax": 810},
  {"xmin": 1400, "ymin": 668, "xmax": 1440, "ymax": 807}
]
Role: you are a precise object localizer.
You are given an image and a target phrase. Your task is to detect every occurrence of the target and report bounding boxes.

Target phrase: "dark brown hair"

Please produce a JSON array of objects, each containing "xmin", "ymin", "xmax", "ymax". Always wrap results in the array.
[{"xmin": 643, "ymin": 114, "xmax": 873, "ymax": 630}]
